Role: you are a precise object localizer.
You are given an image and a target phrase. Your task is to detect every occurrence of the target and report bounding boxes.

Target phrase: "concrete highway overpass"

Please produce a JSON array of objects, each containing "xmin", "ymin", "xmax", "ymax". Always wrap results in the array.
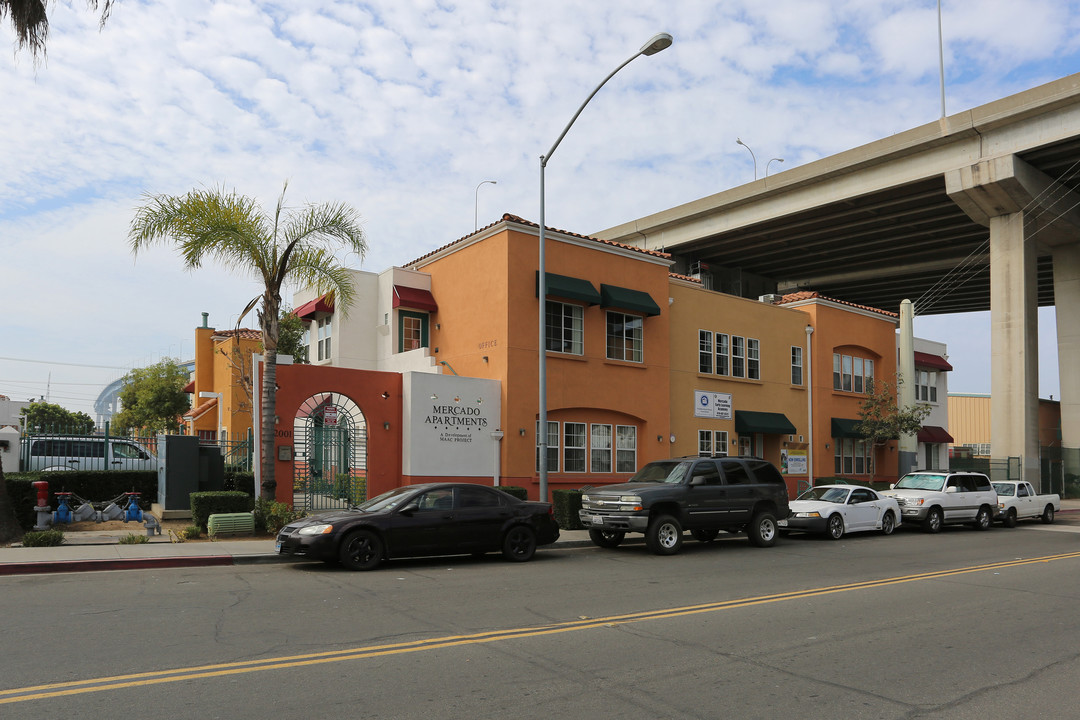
[{"xmin": 597, "ymin": 73, "xmax": 1080, "ymax": 483}]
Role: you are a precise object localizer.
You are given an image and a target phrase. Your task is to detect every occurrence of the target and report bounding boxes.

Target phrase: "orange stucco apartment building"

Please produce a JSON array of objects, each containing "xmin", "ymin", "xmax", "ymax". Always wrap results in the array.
[{"xmin": 192, "ymin": 214, "xmax": 909, "ymax": 501}]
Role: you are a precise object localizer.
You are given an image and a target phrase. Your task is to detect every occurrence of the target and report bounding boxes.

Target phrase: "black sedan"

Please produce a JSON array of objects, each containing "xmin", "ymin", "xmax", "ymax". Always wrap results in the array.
[{"xmin": 275, "ymin": 483, "xmax": 561, "ymax": 570}]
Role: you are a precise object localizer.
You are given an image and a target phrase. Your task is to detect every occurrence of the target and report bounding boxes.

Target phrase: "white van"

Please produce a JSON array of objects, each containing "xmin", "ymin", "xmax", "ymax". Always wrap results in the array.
[{"xmin": 25, "ymin": 436, "xmax": 157, "ymax": 472}]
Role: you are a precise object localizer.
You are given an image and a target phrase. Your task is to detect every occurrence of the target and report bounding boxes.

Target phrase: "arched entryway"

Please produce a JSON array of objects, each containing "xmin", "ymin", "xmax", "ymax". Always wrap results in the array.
[{"xmin": 292, "ymin": 392, "xmax": 367, "ymax": 512}]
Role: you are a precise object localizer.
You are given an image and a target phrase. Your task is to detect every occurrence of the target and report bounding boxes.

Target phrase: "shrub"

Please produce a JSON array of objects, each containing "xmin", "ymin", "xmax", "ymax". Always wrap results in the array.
[
  {"xmin": 498, "ymin": 486, "xmax": 528, "ymax": 501},
  {"xmin": 119, "ymin": 533, "xmax": 149, "ymax": 544},
  {"xmin": 190, "ymin": 491, "xmax": 253, "ymax": 531},
  {"xmin": 552, "ymin": 489, "xmax": 584, "ymax": 530},
  {"xmin": 21, "ymin": 529, "xmax": 65, "ymax": 547},
  {"xmin": 254, "ymin": 497, "xmax": 300, "ymax": 534}
]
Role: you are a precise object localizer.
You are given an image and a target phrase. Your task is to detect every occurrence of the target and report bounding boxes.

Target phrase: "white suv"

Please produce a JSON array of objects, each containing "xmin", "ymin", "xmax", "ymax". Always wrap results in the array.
[{"xmin": 882, "ymin": 471, "xmax": 997, "ymax": 533}]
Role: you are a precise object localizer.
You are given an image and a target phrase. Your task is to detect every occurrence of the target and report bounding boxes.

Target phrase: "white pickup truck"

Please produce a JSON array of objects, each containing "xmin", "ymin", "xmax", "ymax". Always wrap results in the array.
[{"xmin": 991, "ymin": 481, "xmax": 1060, "ymax": 527}]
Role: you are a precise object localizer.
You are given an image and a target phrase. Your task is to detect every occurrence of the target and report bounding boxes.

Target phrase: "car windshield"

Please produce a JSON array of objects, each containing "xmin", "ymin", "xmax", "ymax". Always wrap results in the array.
[
  {"xmin": 627, "ymin": 461, "xmax": 691, "ymax": 484},
  {"xmin": 354, "ymin": 486, "xmax": 416, "ymax": 512},
  {"xmin": 796, "ymin": 487, "xmax": 849, "ymax": 503},
  {"xmin": 894, "ymin": 473, "xmax": 946, "ymax": 491},
  {"xmin": 992, "ymin": 483, "xmax": 1016, "ymax": 497}
]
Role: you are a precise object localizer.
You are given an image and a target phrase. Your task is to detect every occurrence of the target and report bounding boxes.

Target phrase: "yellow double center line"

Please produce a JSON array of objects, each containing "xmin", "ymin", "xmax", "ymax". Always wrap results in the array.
[{"xmin": 5, "ymin": 550, "xmax": 1079, "ymax": 704}]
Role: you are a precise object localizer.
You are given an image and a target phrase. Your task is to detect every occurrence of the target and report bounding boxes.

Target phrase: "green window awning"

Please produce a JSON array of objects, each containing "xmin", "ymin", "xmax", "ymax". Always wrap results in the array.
[
  {"xmin": 599, "ymin": 284, "xmax": 662, "ymax": 317},
  {"xmin": 831, "ymin": 418, "xmax": 866, "ymax": 438},
  {"xmin": 734, "ymin": 410, "xmax": 796, "ymax": 435},
  {"xmin": 535, "ymin": 272, "xmax": 602, "ymax": 305}
]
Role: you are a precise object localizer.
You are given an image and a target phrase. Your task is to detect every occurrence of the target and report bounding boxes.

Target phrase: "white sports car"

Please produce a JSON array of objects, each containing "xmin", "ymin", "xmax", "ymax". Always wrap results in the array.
[{"xmin": 788, "ymin": 484, "xmax": 901, "ymax": 540}]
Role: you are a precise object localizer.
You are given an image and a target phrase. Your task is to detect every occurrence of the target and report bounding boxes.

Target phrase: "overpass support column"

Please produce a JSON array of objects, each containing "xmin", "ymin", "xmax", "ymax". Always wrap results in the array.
[
  {"xmin": 1054, "ymin": 243, "xmax": 1080, "ymax": 489},
  {"xmin": 988, "ymin": 212, "xmax": 1041, "ymax": 482}
]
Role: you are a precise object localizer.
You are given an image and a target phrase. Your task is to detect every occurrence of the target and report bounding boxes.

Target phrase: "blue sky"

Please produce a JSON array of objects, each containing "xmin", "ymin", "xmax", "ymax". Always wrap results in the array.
[{"xmin": 3, "ymin": 0, "xmax": 1079, "ymax": 415}]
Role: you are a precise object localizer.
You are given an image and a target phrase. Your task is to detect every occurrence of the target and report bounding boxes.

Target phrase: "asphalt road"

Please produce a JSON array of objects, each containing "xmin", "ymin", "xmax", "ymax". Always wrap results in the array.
[{"xmin": 3, "ymin": 523, "xmax": 1079, "ymax": 719}]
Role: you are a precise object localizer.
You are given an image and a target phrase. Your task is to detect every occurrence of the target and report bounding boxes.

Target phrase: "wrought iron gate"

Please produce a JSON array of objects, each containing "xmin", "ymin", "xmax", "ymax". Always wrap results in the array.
[{"xmin": 292, "ymin": 393, "xmax": 368, "ymax": 512}]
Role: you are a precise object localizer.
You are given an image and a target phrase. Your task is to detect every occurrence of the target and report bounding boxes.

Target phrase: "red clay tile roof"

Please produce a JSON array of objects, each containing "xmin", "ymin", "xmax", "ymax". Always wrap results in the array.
[
  {"xmin": 183, "ymin": 397, "xmax": 217, "ymax": 420},
  {"xmin": 669, "ymin": 272, "xmax": 701, "ymax": 283},
  {"xmin": 406, "ymin": 213, "xmax": 671, "ymax": 267},
  {"xmin": 779, "ymin": 290, "xmax": 898, "ymax": 318},
  {"xmin": 212, "ymin": 329, "xmax": 262, "ymax": 342}
]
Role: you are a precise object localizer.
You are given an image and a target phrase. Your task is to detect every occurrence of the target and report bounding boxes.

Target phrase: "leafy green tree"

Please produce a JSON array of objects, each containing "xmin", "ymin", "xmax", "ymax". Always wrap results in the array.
[
  {"xmin": 20, "ymin": 400, "xmax": 95, "ymax": 433},
  {"xmin": 856, "ymin": 377, "xmax": 931, "ymax": 478},
  {"xmin": 278, "ymin": 305, "xmax": 309, "ymax": 364},
  {"xmin": 111, "ymin": 358, "xmax": 190, "ymax": 434},
  {"xmin": 129, "ymin": 183, "xmax": 367, "ymax": 499},
  {"xmin": 2, "ymin": 0, "xmax": 113, "ymax": 63}
]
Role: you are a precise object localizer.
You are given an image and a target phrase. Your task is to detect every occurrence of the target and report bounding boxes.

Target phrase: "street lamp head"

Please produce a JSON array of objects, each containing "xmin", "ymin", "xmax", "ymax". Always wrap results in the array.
[
  {"xmin": 640, "ymin": 32, "xmax": 673, "ymax": 56},
  {"xmin": 736, "ymin": 138, "xmax": 747, "ymax": 147}
]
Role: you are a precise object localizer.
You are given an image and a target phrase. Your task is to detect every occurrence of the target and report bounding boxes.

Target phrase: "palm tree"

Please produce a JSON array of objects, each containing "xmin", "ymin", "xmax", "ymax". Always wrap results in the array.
[
  {"xmin": 130, "ymin": 183, "xmax": 367, "ymax": 501},
  {"xmin": 2, "ymin": 0, "xmax": 113, "ymax": 62},
  {"xmin": 0, "ymin": 462, "xmax": 23, "ymax": 545}
]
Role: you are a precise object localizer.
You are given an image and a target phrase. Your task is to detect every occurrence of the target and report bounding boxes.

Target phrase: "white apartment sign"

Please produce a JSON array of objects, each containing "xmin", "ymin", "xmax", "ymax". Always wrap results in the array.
[
  {"xmin": 403, "ymin": 373, "xmax": 502, "ymax": 477},
  {"xmin": 694, "ymin": 390, "xmax": 733, "ymax": 419}
]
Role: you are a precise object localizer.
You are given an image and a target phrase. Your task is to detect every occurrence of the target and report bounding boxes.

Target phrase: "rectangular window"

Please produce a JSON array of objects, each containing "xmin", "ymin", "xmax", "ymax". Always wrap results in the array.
[
  {"xmin": 739, "ymin": 435, "xmax": 752, "ymax": 457},
  {"xmin": 535, "ymin": 421, "xmax": 559, "ymax": 473},
  {"xmin": 833, "ymin": 353, "xmax": 842, "ymax": 390},
  {"xmin": 731, "ymin": 336, "xmax": 745, "ymax": 378},
  {"xmin": 854, "ymin": 439, "xmax": 866, "ymax": 474},
  {"xmin": 929, "ymin": 371, "xmax": 937, "ymax": 403},
  {"xmin": 698, "ymin": 330, "xmax": 713, "ymax": 374},
  {"xmin": 834, "ymin": 439, "xmax": 842, "ymax": 474},
  {"xmin": 606, "ymin": 312, "xmax": 643, "ymax": 363},
  {"xmin": 590, "ymin": 424, "xmax": 612, "ymax": 473},
  {"xmin": 791, "ymin": 346, "xmax": 803, "ymax": 386},
  {"xmin": 714, "ymin": 430, "xmax": 728, "ymax": 457},
  {"xmin": 747, "ymin": 338, "xmax": 760, "ymax": 380},
  {"xmin": 853, "ymin": 357, "xmax": 864, "ymax": 393},
  {"xmin": 616, "ymin": 425, "xmax": 637, "ymax": 472},
  {"xmin": 546, "ymin": 301, "xmax": 583, "ymax": 355},
  {"xmin": 397, "ymin": 310, "xmax": 428, "ymax": 353},
  {"xmin": 698, "ymin": 429, "xmax": 712, "ymax": 456},
  {"xmin": 564, "ymin": 422, "xmax": 586, "ymax": 472},
  {"xmin": 843, "ymin": 438, "xmax": 854, "ymax": 474},
  {"xmin": 716, "ymin": 333, "xmax": 729, "ymax": 376},
  {"xmin": 317, "ymin": 316, "xmax": 332, "ymax": 361},
  {"xmin": 842, "ymin": 354, "xmax": 852, "ymax": 391},
  {"xmin": 865, "ymin": 359, "xmax": 874, "ymax": 390}
]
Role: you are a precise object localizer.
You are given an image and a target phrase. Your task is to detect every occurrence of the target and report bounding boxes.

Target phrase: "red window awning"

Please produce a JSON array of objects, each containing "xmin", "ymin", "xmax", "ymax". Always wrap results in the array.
[
  {"xmin": 183, "ymin": 379, "xmax": 194, "ymax": 393},
  {"xmin": 295, "ymin": 294, "xmax": 334, "ymax": 320},
  {"xmin": 918, "ymin": 425, "xmax": 954, "ymax": 444},
  {"xmin": 914, "ymin": 351, "xmax": 953, "ymax": 371},
  {"xmin": 393, "ymin": 285, "xmax": 438, "ymax": 313}
]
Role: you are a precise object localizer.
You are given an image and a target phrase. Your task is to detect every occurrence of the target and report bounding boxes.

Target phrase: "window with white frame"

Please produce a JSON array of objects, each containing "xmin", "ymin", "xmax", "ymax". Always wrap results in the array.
[
  {"xmin": 563, "ymin": 422, "xmax": 586, "ymax": 472},
  {"xmin": 615, "ymin": 425, "xmax": 636, "ymax": 472},
  {"xmin": 698, "ymin": 330, "xmax": 713, "ymax": 374},
  {"xmin": 833, "ymin": 353, "xmax": 875, "ymax": 393},
  {"xmin": 916, "ymin": 370, "xmax": 938, "ymax": 402},
  {"xmin": 791, "ymin": 346, "xmax": 804, "ymax": 385},
  {"xmin": 546, "ymin": 301, "xmax": 584, "ymax": 355},
  {"xmin": 606, "ymin": 312, "xmax": 643, "ymax": 362},
  {"xmin": 698, "ymin": 430, "xmax": 713, "ymax": 456},
  {"xmin": 714, "ymin": 430, "xmax": 728, "ymax": 456},
  {"xmin": 590, "ymin": 424, "xmax": 612, "ymax": 473},
  {"xmin": 834, "ymin": 438, "xmax": 873, "ymax": 474},
  {"xmin": 731, "ymin": 336, "xmax": 745, "ymax": 378},
  {"xmin": 535, "ymin": 421, "xmax": 559, "ymax": 473},
  {"xmin": 700, "ymin": 430, "xmax": 728, "ymax": 456},
  {"xmin": 716, "ymin": 333, "xmax": 729, "ymax": 376},
  {"xmin": 316, "ymin": 316, "xmax": 332, "ymax": 361},
  {"xmin": 747, "ymin": 338, "xmax": 760, "ymax": 380}
]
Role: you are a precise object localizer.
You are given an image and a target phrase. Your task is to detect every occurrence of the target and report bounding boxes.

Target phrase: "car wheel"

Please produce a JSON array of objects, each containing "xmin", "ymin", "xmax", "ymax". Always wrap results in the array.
[
  {"xmin": 880, "ymin": 511, "xmax": 896, "ymax": 536},
  {"xmin": 1004, "ymin": 509, "xmax": 1017, "ymax": 528},
  {"xmin": 826, "ymin": 514, "xmax": 845, "ymax": 540},
  {"xmin": 338, "ymin": 529, "xmax": 383, "ymax": 571},
  {"xmin": 502, "ymin": 525, "xmax": 537, "ymax": 562},
  {"xmin": 922, "ymin": 507, "xmax": 943, "ymax": 533},
  {"xmin": 691, "ymin": 528, "xmax": 721, "ymax": 543},
  {"xmin": 588, "ymin": 529, "xmax": 625, "ymax": 548},
  {"xmin": 747, "ymin": 512, "xmax": 778, "ymax": 548},
  {"xmin": 646, "ymin": 514, "xmax": 683, "ymax": 555},
  {"xmin": 972, "ymin": 505, "xmax": 992, "ymax": 531},
  {"xmin": 1042, "ymin": 505, "xmax": 1055, "ymax": 524}
]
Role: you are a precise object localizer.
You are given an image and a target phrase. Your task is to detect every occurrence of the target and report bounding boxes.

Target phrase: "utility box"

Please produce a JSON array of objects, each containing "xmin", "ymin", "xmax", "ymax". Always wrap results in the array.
[
  {"xmin": 156, "ymin": 435, "xmax": 200, "ymax": 517},
  {"xmin": 198, "ymin": 444, "xmax": 225, "ymax": 492}
]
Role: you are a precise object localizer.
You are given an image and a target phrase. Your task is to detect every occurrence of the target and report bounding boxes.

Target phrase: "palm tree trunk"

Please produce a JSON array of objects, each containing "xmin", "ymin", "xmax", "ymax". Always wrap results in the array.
[
  {"xmin": 0, "ymin": 463, "xmax": 24, "ymax": 545},
  {"xmin": 260, "ymin": 293, "xmax": 282, "ymax": 501}
]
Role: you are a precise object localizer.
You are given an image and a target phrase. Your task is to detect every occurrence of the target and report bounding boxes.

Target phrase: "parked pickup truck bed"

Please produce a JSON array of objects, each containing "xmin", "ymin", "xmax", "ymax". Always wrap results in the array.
[{"xmin": 991, "ymin": 480, "xmax": 1059, "ymax": 526}]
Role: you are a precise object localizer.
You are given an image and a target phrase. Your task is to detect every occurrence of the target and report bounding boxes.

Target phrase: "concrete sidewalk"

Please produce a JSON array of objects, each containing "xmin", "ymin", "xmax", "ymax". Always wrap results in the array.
[{"xmin": 3, "ymin": 501, "xmax": 1077, "ymax": 576}]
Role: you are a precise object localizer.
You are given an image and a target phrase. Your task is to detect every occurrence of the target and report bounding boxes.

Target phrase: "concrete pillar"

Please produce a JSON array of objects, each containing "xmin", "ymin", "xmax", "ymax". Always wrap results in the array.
[
  {"xmin": 989, "ymin": 211, "xmax": 1041, "ymax": 482},
  {"xmin": 1054, "ymin": 243, "xmax": 1080, "ymax": 487},
  {"xmin": 898, "ymin": 300, "xmax": 917, "ymax": 477}
]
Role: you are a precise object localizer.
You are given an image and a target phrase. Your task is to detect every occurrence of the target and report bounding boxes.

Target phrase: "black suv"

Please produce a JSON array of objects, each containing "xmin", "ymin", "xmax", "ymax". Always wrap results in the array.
[{"xmin": 578, "ymin": 456, "xmax": 791, "ymax": 555}]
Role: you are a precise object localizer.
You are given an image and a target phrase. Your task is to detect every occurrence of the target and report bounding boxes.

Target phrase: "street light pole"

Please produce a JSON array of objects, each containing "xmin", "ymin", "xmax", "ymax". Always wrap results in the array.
[
  {"xmin": 537, "ymin": 32, "xmax": 673, "ymax": 502},
  {"xmin": 766, "ymin": 157, "xmax": 784, "ymax": 177},
  {"xmin": 474, "ymin": 180, "xmax": 497, "ymax": 231},
  {"xmin": 736, "ymin": 138, "xmax": 757, "ymax": 180}
]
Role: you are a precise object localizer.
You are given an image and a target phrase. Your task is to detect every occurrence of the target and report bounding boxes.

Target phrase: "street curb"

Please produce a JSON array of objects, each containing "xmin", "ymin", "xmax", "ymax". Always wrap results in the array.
[{"xmin": 0, "ymin": 555, "xmax": 236, "ymax": 576}]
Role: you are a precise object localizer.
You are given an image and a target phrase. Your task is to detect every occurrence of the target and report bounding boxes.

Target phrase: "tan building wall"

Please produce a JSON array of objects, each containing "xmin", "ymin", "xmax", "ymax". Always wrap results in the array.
[{"xmin": 668, "ymin": 278, "xmax": 810, "ymax": 495}]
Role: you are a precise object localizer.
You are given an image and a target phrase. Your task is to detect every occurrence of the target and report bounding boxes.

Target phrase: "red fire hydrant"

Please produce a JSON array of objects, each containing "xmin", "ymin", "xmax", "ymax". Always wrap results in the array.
[{"xmin": 32, "ymin": 480, "xmax": 49, "ymax": 508}]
